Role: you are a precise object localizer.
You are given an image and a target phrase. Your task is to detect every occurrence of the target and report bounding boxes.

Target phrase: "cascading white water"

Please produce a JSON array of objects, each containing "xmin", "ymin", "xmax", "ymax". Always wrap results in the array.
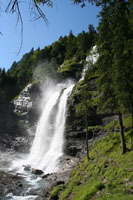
[
  {"xmin": 9, "ymin": 46, "xmax": 98, "ymax": 176},
  {"xmin": 80, "ymin": 45, "xmax": 99, "ymax": 81},
  {"xmin": 27, "ymin": 46, "xmax": 98, "ymax": 173},
  {"xmin": 28, "ymin": 80, "xmax": 74, "ymax": 173}
]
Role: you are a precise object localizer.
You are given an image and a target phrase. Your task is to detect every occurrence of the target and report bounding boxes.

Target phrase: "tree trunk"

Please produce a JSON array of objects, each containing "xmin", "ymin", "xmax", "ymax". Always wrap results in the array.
[
  {"xmin": 131, "ymin": 128, "xmax": 133, "ymax": 150},
  {"xmin": 118, "ymin": 113, "xmax": 126, "ymax": 154},
  {"xmin": 86, "ymin": 125, "xmax": 89, "ymax": 160},
  {"xmin": 131, "ymin": 110, "xmax": 133, "ymax": 150},
  {"xmin": 85, "ymin": 93, "xmax": 89, "ymax": 160}
]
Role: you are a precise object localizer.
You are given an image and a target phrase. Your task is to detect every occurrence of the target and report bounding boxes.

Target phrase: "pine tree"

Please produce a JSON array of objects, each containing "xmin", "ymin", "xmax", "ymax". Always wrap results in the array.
[
  {"xmin": 65, "ymin": 30, "xmax": 77, "ymax": 60},
  {"xmin": 96, "ymin": 1, "xmax": 116, "ymax": 113},
  {"xmin": 96, "ymin": 0, "xmax": 133, "ymax": 154},
  {"xmin": 111, "ymin": 0, "xmax": 133, "ymax": 150}
]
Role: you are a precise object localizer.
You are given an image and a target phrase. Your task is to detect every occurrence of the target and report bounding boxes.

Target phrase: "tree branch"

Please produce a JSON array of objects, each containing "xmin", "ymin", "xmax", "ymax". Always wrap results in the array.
[{"xmin": 4, "ymin": 0, "xmax": 50, "ymax": 54}]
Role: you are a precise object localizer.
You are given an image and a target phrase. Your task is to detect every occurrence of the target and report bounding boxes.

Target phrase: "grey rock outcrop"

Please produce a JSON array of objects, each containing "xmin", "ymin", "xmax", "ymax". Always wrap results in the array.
[
  {"xmin": 0, "ymin": 82, "xmax": 41, "ymax": 152},
  {"xmin": 13, "ymin": 82, "xmax": 40, "ymax": 124},
  {"xmin": 13, "ymin": 84, "xmax": 33, "ymax": 115},
  {"xmin": 11, "ymin": 82, "xmax": 41, "ymax": 151}
]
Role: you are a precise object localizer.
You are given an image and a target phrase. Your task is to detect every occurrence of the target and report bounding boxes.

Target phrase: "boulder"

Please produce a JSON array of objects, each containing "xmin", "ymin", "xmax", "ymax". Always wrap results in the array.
[
  {"xmin": 32, "ymin": 169, "xmax": 44, "ymax": 175},
  {"xmin": 23, "ymin": 165, "xmax": 31, "ymax": 172}
]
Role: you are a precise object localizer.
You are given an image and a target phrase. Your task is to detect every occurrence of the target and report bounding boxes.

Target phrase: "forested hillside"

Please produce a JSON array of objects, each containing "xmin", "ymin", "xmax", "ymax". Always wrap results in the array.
[{"xmin": 0, "ymin": 25, "xmax": 96, "ymax": 89}]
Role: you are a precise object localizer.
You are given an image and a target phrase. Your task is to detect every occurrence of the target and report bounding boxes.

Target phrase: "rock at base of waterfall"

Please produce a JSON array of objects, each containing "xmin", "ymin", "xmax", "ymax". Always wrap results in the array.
[
  {"xmin": 23, "ymin": 165, "xmax": 31, "ymax": 172},
  {"xmin": 32, "ymin": 169, "xmax": 44, "ymax": 175},
  {"xmin": 42, "ymin": 173, "xmax": 51, "ymax": 179}
]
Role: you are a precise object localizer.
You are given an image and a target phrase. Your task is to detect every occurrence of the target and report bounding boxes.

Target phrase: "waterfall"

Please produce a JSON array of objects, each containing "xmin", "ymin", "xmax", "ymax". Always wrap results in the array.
[
  {"xmin": 28, "ymin": 80, "xmax": 74, "ymax": 174},
  {"xmin": 26, "ymin": 46, "xmax": 98, "ymax": 174},
  {"xmin": 80, "ymin": 45, "xmax": 99, "ymax": 81}
]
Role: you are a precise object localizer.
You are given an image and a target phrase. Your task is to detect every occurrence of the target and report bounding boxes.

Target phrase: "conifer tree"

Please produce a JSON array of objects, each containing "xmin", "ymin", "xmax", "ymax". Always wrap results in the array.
[
  {"xmin": 96, "ymin": 1, "xmax": 117, "ymax": 113},
  {"xmin": 65, "ymin": 30, "xmax": 77, "ymax": 59},
  {"xmin": 96, "ymin": 0, "xmax": 132, "ymax": 154},
  {"xmin": 111, "ymin": 0, "xmax": 133, "ymax": 150}
]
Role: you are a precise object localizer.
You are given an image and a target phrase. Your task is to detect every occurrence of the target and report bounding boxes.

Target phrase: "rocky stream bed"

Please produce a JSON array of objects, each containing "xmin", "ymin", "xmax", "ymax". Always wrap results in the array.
[{"xmin": 0, "ymin": 152, "xmax": 80, "ymax": 200}]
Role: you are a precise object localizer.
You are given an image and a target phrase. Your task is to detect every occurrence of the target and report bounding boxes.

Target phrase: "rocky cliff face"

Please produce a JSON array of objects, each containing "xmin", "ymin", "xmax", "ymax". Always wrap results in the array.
[
  {"xmin": 13, "ymin": 83, "xmax": 40, "ymax": 130},
  {"xmin": 13, "ymin": 84, "xmax": 33, "ymax": 115},
  {"xmin": 0, "ymin": 82, "xmax": 41, "ymax": 152},
  {"xmin": 12, "ymin": 82, "xmax": 41, "ymax": 151},
  {"xmin": 64, "ymin": 75, "xmax": 119, "ymax": 157}
]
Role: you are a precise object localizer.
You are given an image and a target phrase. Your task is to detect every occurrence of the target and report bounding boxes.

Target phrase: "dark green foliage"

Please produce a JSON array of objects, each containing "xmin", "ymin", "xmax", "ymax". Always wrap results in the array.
[
  {"xmin": 65, "ymin": 30, "xmax": 77, "ymax": 60},
  {"xmin": 96, "ymin": 2, "xmax": 117, "ymax": 113},
  {"xmin": 0, "ymin": 25, "xmax": 96, "ymax": 89},
  {"xmin": 96, "ymin": 0, "xmax": 133, "ymax": 113},
  {"xmin": 57, "ymin": 58, "xmax": 83, "ymax": 79},
  {"xmin": 95, "ymin": 0, "xmax": 133, "ymax": 153},
  {"xmin": 76, "ymin": 28, "xmax": 96, "ymax": 60},
  {"xmin": 111, "ymin": 0, "xmax": 133, "ymax": 114}
]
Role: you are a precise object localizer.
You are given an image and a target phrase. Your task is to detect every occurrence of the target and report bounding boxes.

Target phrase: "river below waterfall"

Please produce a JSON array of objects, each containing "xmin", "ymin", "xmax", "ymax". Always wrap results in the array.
[
  {"xmin": 0, "ymin": 150, "xmax": 78, "ymax": 200},
  {"xmin": 0, "ymin": 149, "xmax": 48, "ymax": 199},
  {"xmin": 0, "ymin": 79, "xmax": 75, "ymax": 200}
]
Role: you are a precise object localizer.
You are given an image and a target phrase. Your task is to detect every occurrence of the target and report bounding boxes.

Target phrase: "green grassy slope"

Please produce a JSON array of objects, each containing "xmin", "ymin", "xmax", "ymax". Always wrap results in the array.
[{"xmin": 50, "ymin": 126, "xmax": 133, "ymax": 200}]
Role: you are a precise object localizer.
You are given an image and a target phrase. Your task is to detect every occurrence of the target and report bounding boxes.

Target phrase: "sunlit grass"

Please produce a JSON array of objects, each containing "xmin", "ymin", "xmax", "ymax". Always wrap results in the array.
[{"xmin": 51, "ymin": 128, "xmax": 133, "ymax": 200}]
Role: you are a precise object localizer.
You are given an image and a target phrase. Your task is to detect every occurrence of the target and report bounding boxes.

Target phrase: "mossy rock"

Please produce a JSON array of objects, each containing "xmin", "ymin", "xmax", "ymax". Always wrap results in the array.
[
  {"xmin": 58, "ymin": 58, "xmax": 83, "ymax": 79},
  {"xmin": 50, "ymin": 184, "xmax": 64, "ymax": 200}
]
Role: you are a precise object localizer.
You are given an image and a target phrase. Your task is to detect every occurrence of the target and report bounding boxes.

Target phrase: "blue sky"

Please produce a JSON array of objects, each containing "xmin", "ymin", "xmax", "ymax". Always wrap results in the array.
[{"xmin": 0, "ymin": 0, "xmax": 101, "ymax": 71}]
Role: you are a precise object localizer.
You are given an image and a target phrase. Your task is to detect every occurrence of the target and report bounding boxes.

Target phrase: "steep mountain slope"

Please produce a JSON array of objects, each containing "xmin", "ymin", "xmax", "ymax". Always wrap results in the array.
[{"xmin": 50, "ymin": 130, "xmax": 133, "ymax": 200}]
